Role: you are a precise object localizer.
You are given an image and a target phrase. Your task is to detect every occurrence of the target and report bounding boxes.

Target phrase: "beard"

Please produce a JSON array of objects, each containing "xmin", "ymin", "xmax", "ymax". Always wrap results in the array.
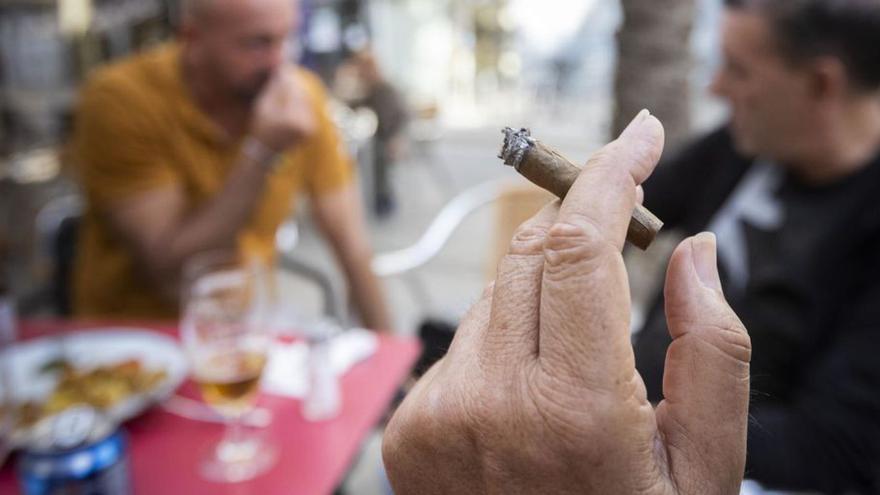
[{"xmin": 232, "ymin": 70, "xmax": 273, "ymax": 103}]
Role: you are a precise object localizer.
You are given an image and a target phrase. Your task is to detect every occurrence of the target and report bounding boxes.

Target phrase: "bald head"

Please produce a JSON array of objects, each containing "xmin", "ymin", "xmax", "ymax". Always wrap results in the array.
[
  {"xmin": 180, "ymin": 0, "xmax": 298, "ymax": 102},
  {"xmin": 181, "ymin": 0, "xmax": 211, "ymax": 22},
  {"xmin": 181, "ymin": 0, "xmax": 297, "ymax": 27}
]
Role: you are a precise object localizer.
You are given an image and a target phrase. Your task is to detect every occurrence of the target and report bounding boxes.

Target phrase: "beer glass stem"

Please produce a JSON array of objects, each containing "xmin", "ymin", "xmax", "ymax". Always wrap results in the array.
[{"xmin": 217, "ymin": 414, "xmax": 255, "ymax": 463}]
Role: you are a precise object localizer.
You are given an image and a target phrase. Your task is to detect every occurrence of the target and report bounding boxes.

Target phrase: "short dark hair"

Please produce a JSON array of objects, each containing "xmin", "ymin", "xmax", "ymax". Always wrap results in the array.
[{"xmin": 724, "ymin": 0, "xmax": 880, "ymax": 91}]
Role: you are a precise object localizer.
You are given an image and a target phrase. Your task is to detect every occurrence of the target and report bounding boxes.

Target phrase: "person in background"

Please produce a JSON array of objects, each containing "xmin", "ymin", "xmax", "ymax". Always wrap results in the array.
[
  {"xmin": 70, "ymin": 0, "xmax": 392, "ymax": 330},
  {"xmin": 634, "ymin": 0, "xmax": 880, "ymax": 492},
  {"xmin": 337, "ymin": 49, "xmax": 408, "ymax": 218}
]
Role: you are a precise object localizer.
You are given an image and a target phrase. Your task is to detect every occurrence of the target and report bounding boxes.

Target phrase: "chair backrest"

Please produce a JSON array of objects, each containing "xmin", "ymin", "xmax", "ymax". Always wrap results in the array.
[
  {"xmin": 275, "ymin": 219, "xmax": 349, "ymax": 324},
  {"xmin": 51, "ymin": 214, "xmax": 80, "ymax": 315},
  {"xmin": 278, "ymin": 179, "xmax": 554, "ymax": 327},
  {"xmin": 22, "ymin": 194, "xmax": 83, "ymax": 315},
  {"xmin": 371, "ymin": 178, "xmax": 526, "ymax": 278}
]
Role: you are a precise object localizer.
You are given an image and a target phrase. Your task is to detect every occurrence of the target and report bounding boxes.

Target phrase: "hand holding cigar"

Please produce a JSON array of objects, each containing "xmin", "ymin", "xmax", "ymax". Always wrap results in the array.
[{"xmin": 498, "ymin": 127, "xmax": 663, "ymax": 250}]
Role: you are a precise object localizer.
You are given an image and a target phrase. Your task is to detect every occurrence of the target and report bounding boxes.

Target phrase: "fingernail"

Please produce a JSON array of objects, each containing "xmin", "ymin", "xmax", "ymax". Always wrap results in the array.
[
  {"xmin": 622, "ymin": 109, "xmax": 651, "ymax": 136},
  {"xmin": 692, "ymin": 232, "xmax": 722, "ymax": 291}
]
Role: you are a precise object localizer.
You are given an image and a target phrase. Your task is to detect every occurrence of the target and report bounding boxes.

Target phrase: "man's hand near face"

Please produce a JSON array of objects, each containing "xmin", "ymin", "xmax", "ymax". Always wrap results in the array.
[
  {"xmin": 382, "ymin": 112, "xmax": 751, "ymax": 494},
  {"xmin": 250, "ymin": 66, "xmax": 317, "ymax": 154}
]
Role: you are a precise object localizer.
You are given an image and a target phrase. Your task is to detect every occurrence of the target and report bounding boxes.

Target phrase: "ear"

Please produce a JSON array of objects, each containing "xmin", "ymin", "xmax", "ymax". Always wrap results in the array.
[{"xmin": 805, "ymin": 56, "xmax": 849, "ymax": 101}]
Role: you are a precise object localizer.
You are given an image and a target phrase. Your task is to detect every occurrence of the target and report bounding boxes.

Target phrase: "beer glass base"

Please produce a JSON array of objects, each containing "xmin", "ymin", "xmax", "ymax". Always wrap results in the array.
[{"xmin": 199, "ymin": 436, "xmax": 278, "ymax": 483}]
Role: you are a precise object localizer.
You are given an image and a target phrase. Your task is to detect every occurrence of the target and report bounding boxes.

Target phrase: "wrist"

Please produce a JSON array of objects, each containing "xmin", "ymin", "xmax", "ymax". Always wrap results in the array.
[{"xmin": 242, "ymin": 136, "xmax": 280, "ymax": 172}]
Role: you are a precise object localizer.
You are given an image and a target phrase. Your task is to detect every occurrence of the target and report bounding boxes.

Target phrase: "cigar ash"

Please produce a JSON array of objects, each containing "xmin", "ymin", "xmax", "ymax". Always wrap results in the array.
[{"xmin": 498, "ymin": 127, "xmax": 535, "ymax": 171}]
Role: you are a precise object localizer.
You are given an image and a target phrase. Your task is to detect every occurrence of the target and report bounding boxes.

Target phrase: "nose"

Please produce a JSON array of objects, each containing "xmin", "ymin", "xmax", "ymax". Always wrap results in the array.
[{"xmin": 269, "ymin": 39, "xmax": 290, "ymax": 69}]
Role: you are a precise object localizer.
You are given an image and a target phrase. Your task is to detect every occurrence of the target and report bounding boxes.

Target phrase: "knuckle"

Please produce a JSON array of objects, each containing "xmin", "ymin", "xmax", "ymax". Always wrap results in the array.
[
  {"xmin": 697, "ymin": 318, "xmax": 752, "ymax": 365},
  {"xmin": 542, "ymin": 220, "xmax": 614, "ymax": 275},
  {"xmin": 382, "ymin": 409, "xmax": 409, "ymax": 461},
  {"xmin": 382, "ymin": 411, "xmax": 420, "ymax": 471},
  {"xmin": 719, "ymin": 320, "xmax": 752, "ymax": 363},
  {"xmin": 390, "ymin": 365, "xmax": 490, "ymax": 442},
  {"xmin": 385, "ymin": 384, "xmax": 457, "ymax": 452},
  {"xmin": 508, "ymin": 224, "xmax": 549, "ymax": 256}
]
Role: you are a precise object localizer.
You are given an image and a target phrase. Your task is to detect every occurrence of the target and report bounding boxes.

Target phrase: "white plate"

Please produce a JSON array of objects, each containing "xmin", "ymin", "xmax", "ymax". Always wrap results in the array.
[{"xmin": 1, "ymin": 328, "xmax": 188, "ymax": 445}]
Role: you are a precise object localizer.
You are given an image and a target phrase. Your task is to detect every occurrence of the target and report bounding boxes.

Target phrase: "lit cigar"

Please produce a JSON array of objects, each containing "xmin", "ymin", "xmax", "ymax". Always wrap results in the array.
[{"xmin": 498, "ymin": 127, "xmax": 663, "ymax": 250}]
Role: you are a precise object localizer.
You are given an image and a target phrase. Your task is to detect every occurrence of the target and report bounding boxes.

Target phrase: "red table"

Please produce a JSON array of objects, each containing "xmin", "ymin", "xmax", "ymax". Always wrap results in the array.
[{"xmin": 1, "ymin": 320, "xmax": 420, "ymax": 495}]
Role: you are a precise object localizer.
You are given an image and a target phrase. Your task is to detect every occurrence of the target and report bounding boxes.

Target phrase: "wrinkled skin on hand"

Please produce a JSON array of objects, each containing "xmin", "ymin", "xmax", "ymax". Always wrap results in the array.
[{"xmin": 383, "ymin": 111, "xmax": 751, "ymax": 495}]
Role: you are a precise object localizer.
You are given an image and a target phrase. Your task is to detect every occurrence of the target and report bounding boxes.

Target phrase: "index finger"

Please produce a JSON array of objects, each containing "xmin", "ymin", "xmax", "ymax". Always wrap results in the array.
[
  {"xmin": 274, "ymin": 67, "xmax": 297, "ymax": 104},
  {"xmin": 538, "ymin": 111, "xmax": 665, "ymax": 390},
  {"xmin": 557, "ymin": 109, "xmax": 664, "ymax": 250}
]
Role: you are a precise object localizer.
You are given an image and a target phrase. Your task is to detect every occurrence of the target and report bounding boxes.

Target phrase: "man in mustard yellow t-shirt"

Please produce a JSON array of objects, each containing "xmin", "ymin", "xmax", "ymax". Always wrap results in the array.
[{"xmin": 71, "ymin": 0, "xmax": 391, "ymax": 329}]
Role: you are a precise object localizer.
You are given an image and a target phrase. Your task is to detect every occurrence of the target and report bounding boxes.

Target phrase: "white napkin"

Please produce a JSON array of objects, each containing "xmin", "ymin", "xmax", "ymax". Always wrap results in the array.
[{"xmin": 261, "ymin": 328, "xmax": 378, "ymax": 398}]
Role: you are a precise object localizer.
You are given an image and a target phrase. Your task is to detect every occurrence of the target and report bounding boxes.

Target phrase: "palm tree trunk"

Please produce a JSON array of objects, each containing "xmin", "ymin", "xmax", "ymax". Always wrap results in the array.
[{"xmin": 612, "ymin": 0, "xmax": 696, "ymax": 151}]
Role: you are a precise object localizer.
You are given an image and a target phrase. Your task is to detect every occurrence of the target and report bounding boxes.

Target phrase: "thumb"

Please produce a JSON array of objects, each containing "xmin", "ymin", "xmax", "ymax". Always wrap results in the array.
[{"xmin": 655, "ymin": 233, "xmax": 751, "ymax": 493}]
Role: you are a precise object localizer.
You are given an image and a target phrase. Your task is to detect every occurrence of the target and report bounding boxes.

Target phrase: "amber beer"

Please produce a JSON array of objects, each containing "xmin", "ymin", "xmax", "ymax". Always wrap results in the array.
[{"xmin": 194, "ymin": 350, "xmax": 267, "ymax": 415}]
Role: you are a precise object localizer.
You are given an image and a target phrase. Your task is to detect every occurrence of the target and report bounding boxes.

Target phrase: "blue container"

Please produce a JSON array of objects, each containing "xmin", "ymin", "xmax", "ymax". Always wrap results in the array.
[{"xmin": 17, "ymin": 406, "xmax": 131, "ymax": 495}]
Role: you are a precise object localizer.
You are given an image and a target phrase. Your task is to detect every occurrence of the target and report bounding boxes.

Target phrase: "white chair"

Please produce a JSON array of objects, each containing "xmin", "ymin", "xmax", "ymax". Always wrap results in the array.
[{"xmin": 275, "ymin": 178, "xmax": 550, "ymax": 326}]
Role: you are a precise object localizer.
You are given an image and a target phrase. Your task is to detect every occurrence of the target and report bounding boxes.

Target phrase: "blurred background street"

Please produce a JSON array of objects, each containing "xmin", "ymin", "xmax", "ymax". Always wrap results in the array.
[{"xmin": 1, "ymin": 0, "xmax": 742, "ymax": 493}]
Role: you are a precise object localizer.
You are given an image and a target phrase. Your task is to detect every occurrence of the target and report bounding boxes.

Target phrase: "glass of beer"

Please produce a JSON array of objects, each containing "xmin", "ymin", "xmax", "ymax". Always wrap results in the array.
[{"xmin": 180, "ymin": 250, "xmax": 276, "ymax": 482}]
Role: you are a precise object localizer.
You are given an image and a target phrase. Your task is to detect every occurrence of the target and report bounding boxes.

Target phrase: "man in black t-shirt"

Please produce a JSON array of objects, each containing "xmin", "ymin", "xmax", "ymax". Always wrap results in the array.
[{"xmin": 635, "ymin": 1, "xmax": 880, "ymax": 493}]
